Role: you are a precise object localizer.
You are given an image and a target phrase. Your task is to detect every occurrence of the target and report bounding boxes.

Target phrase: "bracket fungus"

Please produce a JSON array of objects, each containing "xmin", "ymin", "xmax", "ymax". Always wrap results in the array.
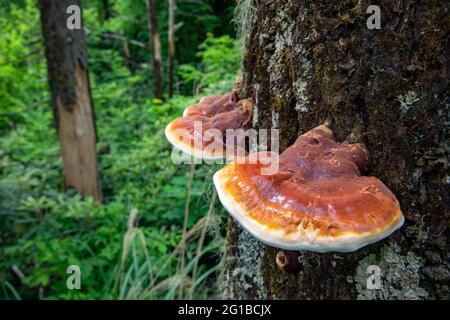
[
  {"xmin": 276, "ymin": 250, "xmax": 304, "ymax": 274},
  {"xmin": 165, "ymin": 90, "xmax": 253, "ymax": 160},
  {"xmin": 213, "ymin": 124, "xmax": 404, "ymax": 253}
]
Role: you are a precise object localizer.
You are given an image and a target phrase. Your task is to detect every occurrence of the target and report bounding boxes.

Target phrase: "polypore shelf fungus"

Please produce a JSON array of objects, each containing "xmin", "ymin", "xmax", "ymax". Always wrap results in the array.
[
  {"xmin": 165, "ymin": 90, "xmax": 253, "ymax": 160},
  {"xmin": 213, "ymin": 124, "xmax": 404, "ymax": 253}
]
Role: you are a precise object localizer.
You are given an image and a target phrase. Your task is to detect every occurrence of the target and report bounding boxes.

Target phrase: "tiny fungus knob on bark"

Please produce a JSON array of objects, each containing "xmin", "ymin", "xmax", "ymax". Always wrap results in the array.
[
  {"xmin": 165, "ymin": 89, "xmax": 253, "ymax": 160},
  {"xmin": 213, "ymin": 123, "xmax": 404, "ymax": 253},
  {"xmin": 276, "ymin": 250, "xmax": 303, "ymax": 274}
]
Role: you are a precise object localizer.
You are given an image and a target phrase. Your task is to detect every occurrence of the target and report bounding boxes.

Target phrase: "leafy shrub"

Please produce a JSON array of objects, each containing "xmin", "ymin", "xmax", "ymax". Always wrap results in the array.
[
  {"xmin": 178, "ymin": 33, "xmax": 240, "ymax": 95},
  {"xmin": 0, "ymin": 0, "xmax": 47, "ymax": 133}
]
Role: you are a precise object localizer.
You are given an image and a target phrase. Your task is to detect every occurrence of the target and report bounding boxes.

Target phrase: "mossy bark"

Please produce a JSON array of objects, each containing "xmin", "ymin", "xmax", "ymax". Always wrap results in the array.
[{"xmin": 224, "ymin": 0, "xmax": 449, "ymax": 299}]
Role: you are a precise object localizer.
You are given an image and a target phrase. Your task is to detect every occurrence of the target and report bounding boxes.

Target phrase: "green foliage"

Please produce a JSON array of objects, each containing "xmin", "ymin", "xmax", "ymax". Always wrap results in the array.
[
  {"xmin": 82, "ymin": 0, "xmax": 235, "ymax": 96},
  {"xmin": 178, "ymin": 33, "xmax": 240, "ymax": 95},
  {"xmin": 0, "ymin": 0, "xmax": 47, "ymax": 133},
  {"xmin": 0, "ymin": 84, "xmax": 227, "ymax": 299},
  {"xmin": 0, "ymin": 0, "xmax": 239, "ymax": 300}
]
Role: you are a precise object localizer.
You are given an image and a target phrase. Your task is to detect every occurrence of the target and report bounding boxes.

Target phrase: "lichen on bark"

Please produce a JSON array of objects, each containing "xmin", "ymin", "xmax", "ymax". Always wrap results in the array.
[
  {"xmin": 353, "ymin": 243, "xmax": 429, "ymax": 300},
  {"xmin": 222, "ymin": 226, "xmax": 268, "ymax": 300}
]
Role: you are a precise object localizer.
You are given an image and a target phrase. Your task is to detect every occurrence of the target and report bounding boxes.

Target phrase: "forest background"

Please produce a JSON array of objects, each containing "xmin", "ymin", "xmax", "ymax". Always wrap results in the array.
[{"xmin": 0, "ymin": 0, "xmax": 241, "ymax": 299}]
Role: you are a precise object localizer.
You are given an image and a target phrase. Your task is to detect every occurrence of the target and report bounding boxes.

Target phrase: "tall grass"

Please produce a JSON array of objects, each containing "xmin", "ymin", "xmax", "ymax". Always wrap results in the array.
[{"xmin": 115, "ymin": 166, "xmax": 226, "ymax": 300}]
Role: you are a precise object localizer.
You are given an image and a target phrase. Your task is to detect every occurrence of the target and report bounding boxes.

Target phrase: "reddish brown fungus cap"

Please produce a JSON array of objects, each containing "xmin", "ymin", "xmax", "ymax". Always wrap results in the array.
[
  {"xmin": 213, "ymin": 124, "xmax": 404, "ymax": 252},
  {"xmin": 182, "ymin": 91, "xmax": 238, "ymax": 117},
  {"xmin": 165, "ymin": 90, "xmax": 253, "ymax": 160}
]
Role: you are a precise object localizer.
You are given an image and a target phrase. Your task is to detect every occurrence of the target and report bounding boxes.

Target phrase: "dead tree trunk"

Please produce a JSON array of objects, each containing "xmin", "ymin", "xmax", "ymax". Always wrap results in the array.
[
  {"xmin": 168, "ymin": 0, "xmax": 176, "ymax": 98},
  {"xmin": 147, "ymin": 0, "xmax": 164, "ymax": 99},
  {"xmin": 224, "ymin": 0, "xmax": 449, "ymax": 299},
  {"xmin": 39, "ymin": 0, "xmax": 103, "ymax": 203}
]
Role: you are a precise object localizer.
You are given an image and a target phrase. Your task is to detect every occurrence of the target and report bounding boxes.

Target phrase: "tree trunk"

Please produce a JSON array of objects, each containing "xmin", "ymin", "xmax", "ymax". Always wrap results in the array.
[
  {"xmin": 123, "ymin": 40, "xmax": 133, "ymax": 72},
  {"xmin": 101, "ymin": 0, "xmax": 111, "ymax": 22},
  {"xmin": 168, "ymin": 0, "xmax": 176, "ymax": 98},
  {"xmin": 98, "ymin": 0, "xmax": 111, "ymax": 22},
  {"xmin": 147, "ymin": 0, "xmax": 164, "ymax": 99},
  {"xmin": 224, "ymin": 0, "xmax": 449, "ymax": 299},
  {"xmin": 39, "ymin": 0, "xmax": 103, "ymax": 203}
]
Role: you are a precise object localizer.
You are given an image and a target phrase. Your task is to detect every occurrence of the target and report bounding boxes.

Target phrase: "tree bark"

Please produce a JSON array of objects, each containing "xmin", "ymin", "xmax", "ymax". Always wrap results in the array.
[
  {"xmin": 168, "ymin": 0, "xmax": 176, "ymax": 98},
  {"xmin": 224, "ymin": 0, "xmax": 449, "ymax": 299},
  {"xmin": 147, "ymin": 0, "xmax": 164, "ymax": 99},
  {"xmin": 39, "ymin": 0, "xmax": 103, "ymax": 203}
]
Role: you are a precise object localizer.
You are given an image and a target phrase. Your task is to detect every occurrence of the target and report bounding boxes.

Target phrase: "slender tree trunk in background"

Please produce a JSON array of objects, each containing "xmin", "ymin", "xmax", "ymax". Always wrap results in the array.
[
  {"xmin": 99, "ymin": 0, "xmax": 110, "ymax": 22},
  {"xmin": 102, "ymin": 0, "xmax": 110, "ymax": 21},
  {"xmin": 224, "ymin": 0, "xmax": 449, "ymax": 299},
  {"xmin": 39, "ymin": 0, "xmax": 103, "ymax": 203},
  {"xmin": 168, "ymin": 0, "xmax": 176, "ymax": 98},
  {"xmin": 123, "ymin": 40, "xmax": 133, "ymax": 72},
  {"xmin": 147, "ymin": 0, "xmax": 164, "ymax": 99}
]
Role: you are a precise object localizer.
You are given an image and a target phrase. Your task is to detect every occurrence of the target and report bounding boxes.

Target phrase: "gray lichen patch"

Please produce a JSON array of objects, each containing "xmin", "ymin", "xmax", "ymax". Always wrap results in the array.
[
  {"xmin": 224, "ymin": 226, "xmax": 268, "ymax": 299},
  {"xmin": 353, "ymin": 243, "xmax": 429, "ymax": 300},
  {"xmin": 267, "ymin": 31, "xmax": 294, "ymax": 97},
  {"xmin": 293, "ymin": 79, "xmax": 310, "ymax": 112},
  {"xmin": 396, "ymin": 90, "xmax": 420, "ymax": 115},
  {"xmin": 271, "ymin": 110, "xmax": 279, "ymax": 128},
  {"xmin": 265, "ymin": 5, "xmax": 296, "ymax": 98},
  {"xmin": 252, "ymin": 84, "xmax": 260, "ymax": 127}
]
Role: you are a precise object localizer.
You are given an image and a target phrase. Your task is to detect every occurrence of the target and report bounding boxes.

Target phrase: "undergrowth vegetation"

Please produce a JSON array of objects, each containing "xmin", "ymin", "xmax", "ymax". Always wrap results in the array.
[{"xmin": 0, "ymin": 0, "xmax": 239, "ymax": 299}]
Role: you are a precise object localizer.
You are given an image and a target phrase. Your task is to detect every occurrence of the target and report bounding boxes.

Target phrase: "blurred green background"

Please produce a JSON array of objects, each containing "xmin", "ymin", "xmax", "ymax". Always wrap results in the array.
[{"xmin": 0, "ymin": 0, "xmax": 241, "ymax": 299}]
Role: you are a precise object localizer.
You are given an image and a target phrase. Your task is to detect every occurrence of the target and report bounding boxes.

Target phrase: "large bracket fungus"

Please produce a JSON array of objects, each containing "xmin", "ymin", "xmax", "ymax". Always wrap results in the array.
[
  {"xmin": 165, "ymin": 90, "xmax": 253, "ymax": 160},
  {"xmin": 213, "ymin": 124, "xmax": 404, "ymax": 253}
]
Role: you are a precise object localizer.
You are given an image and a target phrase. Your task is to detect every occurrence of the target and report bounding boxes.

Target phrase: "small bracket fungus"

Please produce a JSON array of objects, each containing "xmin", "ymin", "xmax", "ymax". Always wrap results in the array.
[
  {"xmin": 276, "ymin": 250, "xmax": 303, "ymax": 274},
  {"xmin": 213, "ymin": 124, "xmax": 404, "ymax": 253},
  {"xmin": 165, "ymin": 90, "xmax": 253, "ymax": 160}
]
